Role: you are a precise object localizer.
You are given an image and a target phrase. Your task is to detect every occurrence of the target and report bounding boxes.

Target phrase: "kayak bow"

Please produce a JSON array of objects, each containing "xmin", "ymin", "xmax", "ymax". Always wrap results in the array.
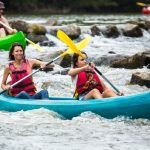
[{"xmin": 0, "ymin": 31, "xmax": 26, "ymax": 51}]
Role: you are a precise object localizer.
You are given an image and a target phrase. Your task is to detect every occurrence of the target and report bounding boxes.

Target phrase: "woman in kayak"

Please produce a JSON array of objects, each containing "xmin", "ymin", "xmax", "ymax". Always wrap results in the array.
[
  {"xmin": 68, "ymin": 52, "xmax": 119, "ymax": 100},
  {"xmin": 1, "ymin": 42, "xmax": 54, "ymax": 99},
  {"xmin": 0, "ymin": 1, "xmax": 16, "ymax": 37}
]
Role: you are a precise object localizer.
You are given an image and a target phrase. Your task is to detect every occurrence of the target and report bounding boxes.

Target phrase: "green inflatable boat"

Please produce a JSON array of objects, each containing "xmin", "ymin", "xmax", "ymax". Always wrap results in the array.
[
  {"xmin": 0, "ymin": 31, "xmax": 26, "ymax": 51},
  {"xmin": 0, "ymin": 91, "xmax": 150, "ymax": 119}
]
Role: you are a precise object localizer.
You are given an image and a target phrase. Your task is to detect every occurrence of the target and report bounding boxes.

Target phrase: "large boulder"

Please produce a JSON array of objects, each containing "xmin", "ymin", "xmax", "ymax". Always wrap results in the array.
[
  {"xmin": 91, "ymin": 25, "xmax": 101, "ymax": 36},
  {"xmin": 10, "ymin": 20, "xmax": 48, "ymax": 44},
  {"xmin": 127, "ymin": 20, "xmax": 150, "ymax": 31},
  {"xmin": 121, "ymin": 24, "xmax": 143, "ymax": 37},
  {"xmin": 9, "ymin": 20, "xmax": 29, "ymax": 34},
  {"xmin": 27, "ymin": 33, "xmax": 48, "ymax": 43},
  {"xmin": 111, "ymin": 51, "xmax": 150, "ymax": 69},
  {"xmin": 104, "ymin": 25, "xmax": 120, "ymax": 38},
  {"xmin": 130, "ymin": 72, "xmax": 150, "ymax": 88},
  {"xmin": 49, "ymin": 24, "xmax": 81, "ymax": 39},
  {"xmin": 10, "ymin": 20, "xmax": 46, "ymax": 35},
  {"xmin": 94, "ymin": 54, "xmax": 127, "ymax": 66},
  {"xmin": 27, "ymin": 24, "xmax": 46, "ymax": 35},
  {"xmin": 60, "ymin": 54, "xmax": 72, "ymax": 68}
]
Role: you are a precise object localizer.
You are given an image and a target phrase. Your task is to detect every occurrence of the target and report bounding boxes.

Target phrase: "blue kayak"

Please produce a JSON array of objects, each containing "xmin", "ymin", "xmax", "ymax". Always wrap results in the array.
[{"xmin": 0, "ymin": 91, "xmax": 150, "ymax": 119}]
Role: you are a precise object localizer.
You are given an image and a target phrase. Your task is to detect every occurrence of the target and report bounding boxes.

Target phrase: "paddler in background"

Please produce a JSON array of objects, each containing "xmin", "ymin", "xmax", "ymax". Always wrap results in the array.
[{"xmin": 0, "ymin": 1, "xmax": 17, "ymax": 38}]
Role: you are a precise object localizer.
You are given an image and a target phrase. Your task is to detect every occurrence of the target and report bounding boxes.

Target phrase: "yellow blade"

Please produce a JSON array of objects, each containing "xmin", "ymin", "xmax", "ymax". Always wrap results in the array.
[
  {"xmin": 26, "ymin": 38, "xmax": 44, "ymax": 52},
  {"xmin": 67, "ymin": 36, "xmax": 91, "ymax": 54},
  {"xmin": 57, "ymin": 30, "xmax": 87, "ymax": 58},
  {"xmin": 136, "ymin": 2, "xmax": 146, "ymax": 7},
  {"xmin": 61, "ymin": 36, "xmax": 91, "ymax": 57}
]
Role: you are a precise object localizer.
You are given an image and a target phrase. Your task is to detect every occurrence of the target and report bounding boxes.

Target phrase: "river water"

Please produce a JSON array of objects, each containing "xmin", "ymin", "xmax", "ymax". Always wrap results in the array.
[{"xmin": 0, "ymin": 14, "xmax": 150, "ymax": 150}]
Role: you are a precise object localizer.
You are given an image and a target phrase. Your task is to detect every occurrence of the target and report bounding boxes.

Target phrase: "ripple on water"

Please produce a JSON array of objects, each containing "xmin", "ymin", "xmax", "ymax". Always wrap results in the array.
[{"xmin": 0, "ymin": 109, "xmax": 150, "ymax": 150}]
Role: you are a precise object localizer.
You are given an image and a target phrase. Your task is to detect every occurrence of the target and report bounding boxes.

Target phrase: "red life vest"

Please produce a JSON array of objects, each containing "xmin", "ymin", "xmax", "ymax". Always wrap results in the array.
[
  {"xmin": 76, "ymin": 70, "xmax": 104, "ymax": 95},
  {"xmin": 9, "ymin": 60, "xmax": 36, "ymax": 96}
]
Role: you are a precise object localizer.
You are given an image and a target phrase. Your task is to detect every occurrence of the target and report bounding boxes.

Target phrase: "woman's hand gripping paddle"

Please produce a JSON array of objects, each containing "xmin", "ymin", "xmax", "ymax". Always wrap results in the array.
[{"xmin": 136, "ymin": 2, "xmax": 149, "ymax": 7}]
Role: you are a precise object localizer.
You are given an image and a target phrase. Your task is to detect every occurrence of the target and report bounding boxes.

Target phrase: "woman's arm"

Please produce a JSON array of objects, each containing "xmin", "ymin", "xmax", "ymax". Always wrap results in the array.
[
  {"xmin": 1, "ymin": 16, "xmax": 17, "ymax": 34},
  {"xmin": 68, "ymin": 65, "xmax": 91, "ymax": 77},
  {"xmin": 29, "ymin": 59, "xmax": 54, "ymax": 69},
  {"xmin": 1, "ymin": 65, "xmax": 10, "ymax": 90}
]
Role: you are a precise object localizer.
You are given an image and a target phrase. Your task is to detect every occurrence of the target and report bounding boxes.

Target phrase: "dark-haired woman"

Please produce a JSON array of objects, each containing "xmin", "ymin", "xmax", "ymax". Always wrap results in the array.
[
  {"xmin": 68, "ymin": 52, "xmax": 118, "ymax": 100},
  {"xmin": 1, "ymin": 43, "xmax": 53, "ymax": 99}
]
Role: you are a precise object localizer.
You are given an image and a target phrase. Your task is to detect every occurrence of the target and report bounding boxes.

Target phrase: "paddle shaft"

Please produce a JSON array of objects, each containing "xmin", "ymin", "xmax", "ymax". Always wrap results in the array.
[
  {"xmin": 57, "ymin": 30, "xmax": 121, "ymax": 94},
  {"xmin": 0, "ymin": 55, "xmax": 61, "ymax": 95},
  {"xmin": 94, "ymin": 67, "xmax": 120, "ymax": 93},
  {"xmin": 136, "ymin": 2, "xmax": 150, "ymax": 7},
  {"xmin": 0, "ymin": 21, "xmax": 44, "ymax": 52}
]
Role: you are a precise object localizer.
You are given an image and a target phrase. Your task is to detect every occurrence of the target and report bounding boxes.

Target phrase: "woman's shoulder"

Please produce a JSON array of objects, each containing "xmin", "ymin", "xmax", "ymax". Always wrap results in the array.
[{"xmin": 4, "ymin": 64, "xmax": 10, "ymax": 72}]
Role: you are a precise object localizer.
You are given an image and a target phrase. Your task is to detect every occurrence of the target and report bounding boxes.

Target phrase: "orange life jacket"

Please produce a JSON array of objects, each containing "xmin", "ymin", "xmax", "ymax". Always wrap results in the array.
[
  {"xmin": 76, "ymin": 70, "xmax": 104, "ymax": 96},
  {"xmin": 9, "ymin": 60, "xmax": 36, "ymax": 96}
]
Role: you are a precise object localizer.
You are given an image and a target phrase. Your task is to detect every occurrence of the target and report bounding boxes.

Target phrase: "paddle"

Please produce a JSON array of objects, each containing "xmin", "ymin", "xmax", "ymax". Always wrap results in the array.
[
  {"xmin": 0, "ymin": 36, "xmax": 90, "ymax": 95},
  {"xmin": 0, "ymin": 21, "xmax": 44, "ymax": 52},
  {"xmin": 136, "ymin": 2, "xmax": 149, "ymax": 7},
  {"xmin": 61, "ymin": 36, "xmax": 91, "ymax": 57},
  {"xmin": 57, "ymin": 30, "xmax": 121, "ymax": 94}
]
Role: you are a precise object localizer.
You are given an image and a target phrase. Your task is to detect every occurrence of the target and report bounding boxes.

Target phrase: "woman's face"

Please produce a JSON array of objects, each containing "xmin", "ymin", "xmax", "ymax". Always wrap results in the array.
[
  {"xmin": 12, "ymin": 46, "xmax": 24, "ymax": 60},
  {"xmin": 76, "ymin": 54, "xmax": 87, "ymax": 67}
]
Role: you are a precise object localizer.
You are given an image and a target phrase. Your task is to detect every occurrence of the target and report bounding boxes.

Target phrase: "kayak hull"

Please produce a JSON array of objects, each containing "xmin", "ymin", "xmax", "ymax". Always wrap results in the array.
[
  {"xmin": 0, "ymin": 31, "xmax": 26, "ymax": 51},
  {"xmin": 0, "ymin": 92, "xmax": 150, "ymax": 119}
]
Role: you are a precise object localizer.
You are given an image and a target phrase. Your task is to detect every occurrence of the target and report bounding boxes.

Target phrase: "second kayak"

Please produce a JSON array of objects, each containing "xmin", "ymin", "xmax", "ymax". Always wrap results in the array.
[{"xmin": 0, "ymin": 31, "xmax": 26, "ymax": 51}]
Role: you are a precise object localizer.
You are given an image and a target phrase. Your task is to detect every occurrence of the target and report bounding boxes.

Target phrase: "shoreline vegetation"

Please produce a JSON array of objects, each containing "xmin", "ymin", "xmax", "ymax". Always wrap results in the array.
[{"xmin": 3, "ymin": 0, "xmax": 146, "ymax": 14}]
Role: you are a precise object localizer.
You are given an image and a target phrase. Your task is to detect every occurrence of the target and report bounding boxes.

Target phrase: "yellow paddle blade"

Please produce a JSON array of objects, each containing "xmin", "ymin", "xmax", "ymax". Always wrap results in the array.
[
  {"xmin": 136, "ymin": 2, "xmax": 146, "ymax": 7},
  {"xmin": 26, "ymin": 38, "xmax": 44, "ymax": 52},
  {"xmin": 61, "ymin": 36, "xmax": 91, "ymax": 57},
  {"xmin": 67, "ymin": 36, "xmax": 91, "ymax": 54},
  {"xmin": 57, "ymin": 30, "xmax": 86, "ymax": 58}
]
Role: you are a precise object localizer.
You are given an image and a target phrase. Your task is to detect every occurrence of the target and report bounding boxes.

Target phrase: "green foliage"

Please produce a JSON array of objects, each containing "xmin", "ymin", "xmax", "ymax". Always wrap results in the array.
[{"xmin": 5, "ymin": 0, "xmax": 150, "ymax": 13}]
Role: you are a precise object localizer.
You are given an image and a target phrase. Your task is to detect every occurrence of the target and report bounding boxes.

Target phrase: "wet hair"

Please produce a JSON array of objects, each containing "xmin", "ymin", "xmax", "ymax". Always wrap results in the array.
[
  {"xmin": 72, "ymin": 52, "xmax": 87, "ymax": 68},
  {"xmin": 9, "ymin": 42, "xmax": 25, "ymax": 61}
]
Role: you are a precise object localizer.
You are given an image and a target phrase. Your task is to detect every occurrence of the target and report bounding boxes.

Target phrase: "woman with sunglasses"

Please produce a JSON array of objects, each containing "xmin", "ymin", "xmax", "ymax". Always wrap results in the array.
[{"xmin": 68, "ymin": 52, "xmax": 117, "ymax": 100}]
